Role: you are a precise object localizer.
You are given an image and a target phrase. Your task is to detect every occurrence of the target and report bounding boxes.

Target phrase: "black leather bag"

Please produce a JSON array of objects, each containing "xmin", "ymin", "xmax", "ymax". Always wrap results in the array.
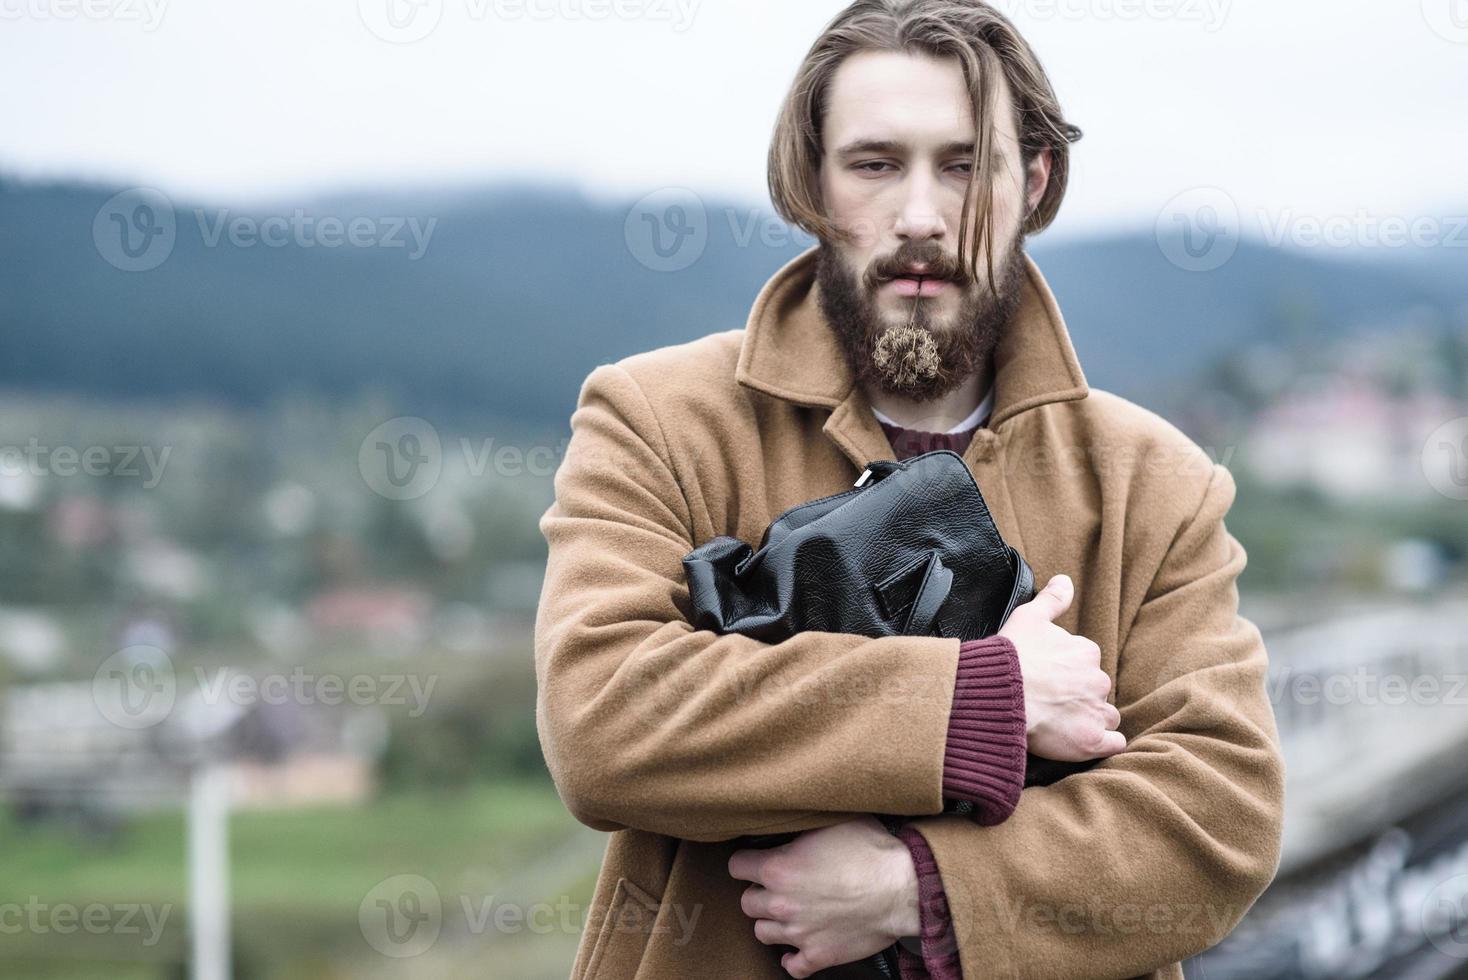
[{"xmin": 683, "ymin": 449, "xmax": 1034, "ymax": 647}]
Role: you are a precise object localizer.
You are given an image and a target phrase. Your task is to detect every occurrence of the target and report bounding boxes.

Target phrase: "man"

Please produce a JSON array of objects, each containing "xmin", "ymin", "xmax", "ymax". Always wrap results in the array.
[{"xmin": 534, "ymin": 2, "xmax": 1285, "ymax": 978}]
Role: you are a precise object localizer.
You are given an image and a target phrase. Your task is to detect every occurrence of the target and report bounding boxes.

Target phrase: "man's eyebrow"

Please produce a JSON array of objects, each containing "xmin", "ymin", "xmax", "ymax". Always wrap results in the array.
[
  {"xmin": 834, "ymin": 139, "xmax": 1009, "ymax": 167},
  {"xmin": 835, "ymin": 138, "xmax": 980, "ymax": 157}
]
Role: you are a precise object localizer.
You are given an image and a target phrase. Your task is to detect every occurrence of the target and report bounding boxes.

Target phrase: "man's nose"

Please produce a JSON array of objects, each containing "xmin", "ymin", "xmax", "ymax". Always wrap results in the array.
[{"xmin": 893, "ymin": 172, "xmax": 947, "ymax": 243}]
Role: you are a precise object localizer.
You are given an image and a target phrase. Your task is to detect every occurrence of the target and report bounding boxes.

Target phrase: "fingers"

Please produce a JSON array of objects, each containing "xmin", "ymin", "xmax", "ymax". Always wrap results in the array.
[
  {"xmin": 1024, "ymin": 573, "xmax": 1074, "ymax": 624},
  {"xmin": 740, "ymin": 885, "xmax": 773, "ymax": 920},
  {"xmin": 782, "ymin": 950, "xmax": 818, "ymax": 979},
  {"xmin": 753, "ymin": 917, "xmax": 795, "ymax": 947},
  {"xmin": 728, "ymin": 848, "xmax": 770, "ymax": 885},
  {"xmin": 1092, "ymin": 728, "xmax": 1127, "ymax": 757},
  {"xmin": 1049, "ymin": 704, "xmax": 1125, "ymax": 762},
  {"xmin": 1084, "ymin": 702, "xmax": 1124, "ymax": 757},
  {"xmin": 740, "ymin": 884, "xmax": 800, "ymax": 924}
]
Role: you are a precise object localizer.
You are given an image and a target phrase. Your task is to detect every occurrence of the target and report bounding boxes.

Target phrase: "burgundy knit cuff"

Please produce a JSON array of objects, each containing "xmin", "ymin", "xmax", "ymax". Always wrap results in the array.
[
  {"xmin": 896, "ymin": 942, "xmax": 933, "ymax": 980},
  {"xmin": 894, "ymin": 825, "xmax": 962, "ymax": 980},
  {"xmin": 942, "ymin": 635, "xmax": 1027, "ymax": 825}
]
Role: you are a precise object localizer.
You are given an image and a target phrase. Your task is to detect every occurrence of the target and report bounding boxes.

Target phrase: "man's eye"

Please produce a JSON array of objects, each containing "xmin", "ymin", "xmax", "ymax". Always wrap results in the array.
[
  {"xmin": 949, "ymin": 162, "xmax": 974, "ymax": 176},
  {"xmin": 854, "ymin": 161, "xmax": 894, "ymax": 174}
]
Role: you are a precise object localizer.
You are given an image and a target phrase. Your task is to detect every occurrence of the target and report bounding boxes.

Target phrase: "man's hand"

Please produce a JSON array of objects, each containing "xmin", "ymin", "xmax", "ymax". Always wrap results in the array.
[
  {"xmin": 1000, "ymin": 573, "xmax": 1126, "ymax": 761},
  {"xmin": 728, "ymin": 816, "xmax": 918, "ymax": 978}
]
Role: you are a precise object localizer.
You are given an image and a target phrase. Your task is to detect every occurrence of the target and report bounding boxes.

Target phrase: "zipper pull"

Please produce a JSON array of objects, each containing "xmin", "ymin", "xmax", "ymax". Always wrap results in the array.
[{"xmin": 854, "ymin": 459, "xmax": 903, "ymax": 487}]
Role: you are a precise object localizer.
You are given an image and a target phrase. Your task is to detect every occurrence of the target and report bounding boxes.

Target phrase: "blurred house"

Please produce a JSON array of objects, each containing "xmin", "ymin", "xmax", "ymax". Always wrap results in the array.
[
  {"xmin": 47, "ymin": 494, "xmax": 116, "ymax": 549},
  {"xmin": 0, "ymin": 467, "xmax": 42, "ymax": 511},
  {"xmin": 1245, "ymin": 372, "xmax": 1459, "ymax": 500},
  {"xmin": 123, "ymin": 539, "xmax": 212, "ymax": 601},
  {"xmin": 0, "ymin": 676, "xmax": 383, "ymax": 822},
  {"xmin": 306, "ymin": 586, "xmax": 431, "ymax": 653},
  {"xmin": 0, "ymin": 607, "xmax": 66, "ymax": 673},
  {"xmin": 182, "ymin": 688, "xmax": 383, "ymax": 810}
]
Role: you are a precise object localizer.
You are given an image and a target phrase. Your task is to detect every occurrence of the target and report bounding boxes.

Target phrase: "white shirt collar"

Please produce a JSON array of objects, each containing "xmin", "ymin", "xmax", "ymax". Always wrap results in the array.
[{"xmin": 871, "ymin": 386, "xmax": 994, "ymax": 434}]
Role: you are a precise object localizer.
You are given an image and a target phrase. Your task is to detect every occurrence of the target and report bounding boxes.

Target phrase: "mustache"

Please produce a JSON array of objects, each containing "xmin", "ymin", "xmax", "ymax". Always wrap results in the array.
[{"xmin": 864, "ymin": 246, "xmax": 973, "ymax": 290}]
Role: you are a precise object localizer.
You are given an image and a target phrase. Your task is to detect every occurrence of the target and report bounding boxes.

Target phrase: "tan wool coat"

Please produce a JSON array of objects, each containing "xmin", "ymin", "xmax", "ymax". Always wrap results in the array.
[{"xmin": 534, "ymin": 245, "xmax": 1286, "ymax": 980}]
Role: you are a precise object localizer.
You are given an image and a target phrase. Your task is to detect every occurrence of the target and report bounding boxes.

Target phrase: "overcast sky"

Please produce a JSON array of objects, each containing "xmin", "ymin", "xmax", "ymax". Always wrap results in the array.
[{"xmin": 1, "ymin": 0, "xmax": 1464, "ymax": 238}]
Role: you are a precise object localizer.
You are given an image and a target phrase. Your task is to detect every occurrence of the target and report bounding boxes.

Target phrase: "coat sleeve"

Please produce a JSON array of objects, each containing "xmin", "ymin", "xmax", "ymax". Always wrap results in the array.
[
  {"xmin": 899, "ymin": 461, "xmax": 1285, "ymax": 978},
  {"xmin": 534, "ymin": 363, "xmax": 964, "ymax": 843}
]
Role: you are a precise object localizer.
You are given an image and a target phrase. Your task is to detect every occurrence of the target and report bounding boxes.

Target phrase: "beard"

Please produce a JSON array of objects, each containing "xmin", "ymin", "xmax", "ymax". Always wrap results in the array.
[{"xmin": 815, "ymin": 234, "xmax": 1028, "ymax": 402}]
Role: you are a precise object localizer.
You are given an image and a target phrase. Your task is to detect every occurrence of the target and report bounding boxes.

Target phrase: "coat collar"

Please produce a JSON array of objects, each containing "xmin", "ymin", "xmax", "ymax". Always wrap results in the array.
[{"xmin": 735, "ymin": 244, "xmax": 1089, "ymax": 468}]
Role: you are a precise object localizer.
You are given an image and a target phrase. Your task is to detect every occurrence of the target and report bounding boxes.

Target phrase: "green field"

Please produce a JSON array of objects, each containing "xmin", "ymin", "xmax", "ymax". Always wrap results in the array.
[{"xmin": 0, "ymin": 779, "xmax": 600, "ymax": 980}]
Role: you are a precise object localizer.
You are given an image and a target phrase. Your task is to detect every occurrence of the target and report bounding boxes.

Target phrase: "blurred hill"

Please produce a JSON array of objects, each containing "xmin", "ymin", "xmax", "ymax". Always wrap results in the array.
[{"xmin": 3, "ymin": 178, "xmax": 1465, "ymax": 425}]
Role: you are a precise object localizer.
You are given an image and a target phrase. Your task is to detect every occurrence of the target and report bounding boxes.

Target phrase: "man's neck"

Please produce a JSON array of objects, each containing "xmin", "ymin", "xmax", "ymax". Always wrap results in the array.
[{"xmin": 864, "ymin": 363, "xmax": 994, "ymax": 433}]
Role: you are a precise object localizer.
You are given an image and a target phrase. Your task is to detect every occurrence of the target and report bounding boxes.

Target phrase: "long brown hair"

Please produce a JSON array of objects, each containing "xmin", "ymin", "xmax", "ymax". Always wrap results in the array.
[{"xmin": 767, "ymin": 0, "xmax": 1081, "ymax": 292}]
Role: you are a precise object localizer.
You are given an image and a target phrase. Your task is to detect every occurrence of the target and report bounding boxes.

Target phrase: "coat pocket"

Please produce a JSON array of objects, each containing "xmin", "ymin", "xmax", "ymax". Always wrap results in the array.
[{"xmin": 582, "ymin": 876, "xmax": 661, "ymax": 980}]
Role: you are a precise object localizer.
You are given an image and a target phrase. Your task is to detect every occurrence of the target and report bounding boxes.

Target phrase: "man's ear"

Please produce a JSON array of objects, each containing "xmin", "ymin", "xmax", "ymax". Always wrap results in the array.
[{"xmin": 1025, "ymin": 147, "xmax": 1053, "ymax": 216}]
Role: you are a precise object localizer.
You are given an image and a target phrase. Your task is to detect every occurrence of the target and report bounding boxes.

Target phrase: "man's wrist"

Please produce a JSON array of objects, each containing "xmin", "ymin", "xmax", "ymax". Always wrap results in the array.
[
  {"xmin": 894, "ymin": 824, "xmax": 964, "ymax": 979},
  {"xmin": 881, "ymin": 829, "xmax": 922, "ymax": 939}
]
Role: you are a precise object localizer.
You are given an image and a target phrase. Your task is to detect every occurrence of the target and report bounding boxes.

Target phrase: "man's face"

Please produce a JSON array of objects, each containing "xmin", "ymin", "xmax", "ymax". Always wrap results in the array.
[{"xmin": 815, "ymin": 49, "xmax": 1047, "ymax": 401}]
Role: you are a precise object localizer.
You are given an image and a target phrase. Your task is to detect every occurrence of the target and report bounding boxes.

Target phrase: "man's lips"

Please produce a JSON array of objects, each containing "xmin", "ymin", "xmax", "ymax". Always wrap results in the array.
[{"xmin": 886, "ymin": 276, "xmax": 951, "ymax": 297}]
